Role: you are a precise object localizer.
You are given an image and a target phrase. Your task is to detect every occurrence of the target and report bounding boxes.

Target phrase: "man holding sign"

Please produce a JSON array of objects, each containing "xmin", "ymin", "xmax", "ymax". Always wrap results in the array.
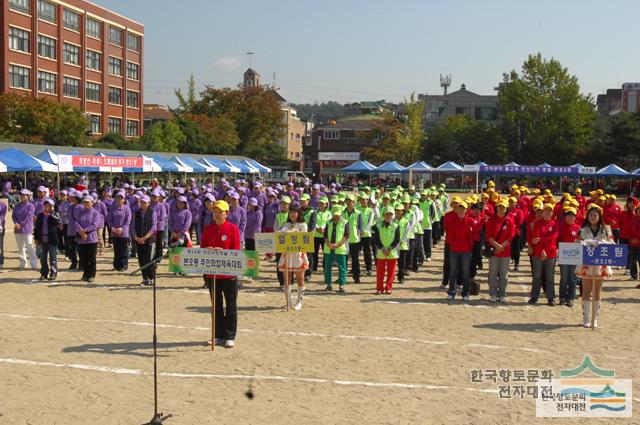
[{"xmin": 200, "ymin": 200, "xmax": 241, "ymax": 348}]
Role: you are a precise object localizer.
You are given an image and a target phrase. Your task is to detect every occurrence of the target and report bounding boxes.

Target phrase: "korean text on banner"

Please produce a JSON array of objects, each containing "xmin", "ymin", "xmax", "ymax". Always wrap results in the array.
[
  {"xmin": 168, "ymin": 248, "xmax": 259, "ymax": 277},
  {"xmin": 254, "ymin": 232, "xmax": 314, "ymax": 253}
]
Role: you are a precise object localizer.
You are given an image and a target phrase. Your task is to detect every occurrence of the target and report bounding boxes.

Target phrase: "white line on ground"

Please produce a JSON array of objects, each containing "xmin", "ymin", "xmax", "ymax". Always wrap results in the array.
[
  {"xmin": 0, "ymin": 357, "xmax": 499, "ymax": 394},
  {"xmin": 0, "ymin": 312, "xmax": 633, "ymax": 361}
]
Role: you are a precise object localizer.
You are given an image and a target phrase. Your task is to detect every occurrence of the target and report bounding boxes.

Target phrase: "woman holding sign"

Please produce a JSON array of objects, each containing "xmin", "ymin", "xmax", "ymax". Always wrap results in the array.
[
  {"xmin": 277, "ymin": 206, "xmax": 310, "ymax": 311},
  {"xmin": 576, "ymin": 204, "xmax": 614, "ymax": 328},
  {"xmin": 200, "ymin": 200, "xmax": 241, "ymax": 348}
]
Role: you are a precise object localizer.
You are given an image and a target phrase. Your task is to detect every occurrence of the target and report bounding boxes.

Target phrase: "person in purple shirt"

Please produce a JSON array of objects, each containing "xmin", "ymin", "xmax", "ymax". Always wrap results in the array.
[
  {"xmin": 227, "ymin": 193, "xmax": 247, "ymax": 242},
  {"xmin": 198, "ymin": 193, "xmax": 216, "ymax": 243},
  {"xmin": 170, "ymin": 195, "xmax": 192, "ymax": 247},
  {"xmin": 34, "ymin": 198, "xmax": 59, "ymax": 280},
  {"xmin": 237, "ymin": 186, "xmax": 249, "ymax": 210},
  {"xmin": 13, "ymin": 189, "xmax": 37, "ymax": 269},
  {"xmin": 65, "ymin": 190, "xmax": 82, "ymax": 271},
  {"xmin": 107, "ymin": 191, "xmax": 132, "ymax": 272},
  {"xmin": 132, "ymin": 195, "xmax": 158, "ymax": 286},
  {"xmin": 150, "ymin": 190, "xmax": 167, "ymax": 260},
  {"xmin": 75, "ymin": 196, "xmax": 101, "ymax": 282},
  {"xmin": 102, "ymin": 188, "xmax": 114, "ymax": 247},
  {"xmin": 216, "ymin": 179, "xmax": 229, "ymax": 201},
  {"xmin": 129, "ymin": 193, "xmax": 141, "ymax": 258},
  {"xmin": 245, "ymin": 198, "xmax": 263, "ymax": 251},
  {"xmin": 33, "ymin": 186, "xmax": 48, "ymax": 218},
  {"xmin": 263, "ymin": 191, "xmax": 280, "ymax": 232},
  {"xmin": 0, "ymin": 197, "xmax": 7, "ymax": 268},
  {"xmin": 56, "ymin": 190, "xmax": 70, "ymax": 254},
  {"xmin": 286, "ymin": 182, "xmax": 300, "ymax": 201},
  {"xmin": 92, "ymin": 193, "xmax": 108, "ymax": 255},
  {"xmin": 310, "ymin": 184, "xmax": 322, "ymax": 209},
  {"xmin": 248, "ymin": 181, "xmax": 268, "ymax": 208},
  {"xmin": 188, "ymin": 190, "xmax": 202, "ymax": 244}
]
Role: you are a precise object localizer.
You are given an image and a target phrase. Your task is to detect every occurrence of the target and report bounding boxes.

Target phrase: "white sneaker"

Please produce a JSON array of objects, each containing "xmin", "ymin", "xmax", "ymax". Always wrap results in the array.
[
  {"xmin": 463, "ymin": 296, "xmax": 470, "ymax": 301},
  {"xmin": 489, "ymin": 296, "xmax": 497, "ymax": 302},
  {"xmin": 294, "ymin": 302, "xmax": 302, "ymax": 311},
  {"xmin": 224, "ymin": 340, "xmax": 235, "ymax": 348},
  {"xmin": 624, "ymin": 270, "xmax": 630, "ymax": 276},
  {"xmin": 498, "ymin": 297, "xmax": 508, "ymax": 303},
  {"xmin": 426, "ymin": 258, "xmax": 432, "ymax": 262},
  {"xmin": 447, "ymin": 294, "xmax": 454, "ymax": 300}
]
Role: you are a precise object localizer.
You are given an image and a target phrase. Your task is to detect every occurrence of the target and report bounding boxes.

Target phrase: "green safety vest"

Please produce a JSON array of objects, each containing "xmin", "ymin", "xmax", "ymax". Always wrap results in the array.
[
  {"xmin": 397, "ymin": 217, "xmax": 410, "ymax": 251},
  {"xmin": 419, "ymin": 200, "xmax": 433, "ymax": 230},
  {"xmin": 343, "ymin": 208, "xmax": 361, "ymax": 244},
  {"xmin": 324, "ymin": 218, "xmax": 348, "ymax": 255},
  {"xmin": 412, "ymin": 206, "xmax": 423, "ymax": 235},
  {"xmin": 439, "ymin": 194, "xmax": 448, "ymax": 214},
  {"xmin": 432, "ymin": 199, "xmax": 441, "ymax": 222},
  {"xmin": 404, "ymin": 209, "xmax": 415, "ymax": 240},
  {"xmin": 275, "ymin": 212, "xmax": 288, "ymax": 230},
  {"xmin": 314, "ymin": 209, "xmax": 331, "ymax": 237},
  {"xmin": 356, "ymin": 205, "xmax": 373, "ymax": 238},
  {"xmin": 376, "ymin": 221, "xmax": 399, "ymax": 260},
  {"xmin": 303, "ymin": 208, "xmax": 316, "ymax": 231}
]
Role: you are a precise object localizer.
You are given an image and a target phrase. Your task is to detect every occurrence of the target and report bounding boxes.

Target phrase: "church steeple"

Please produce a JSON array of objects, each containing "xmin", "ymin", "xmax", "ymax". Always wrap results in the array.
[{"xmin": 243, "ymin": 68, "xmax": 261, "ymax": 88}]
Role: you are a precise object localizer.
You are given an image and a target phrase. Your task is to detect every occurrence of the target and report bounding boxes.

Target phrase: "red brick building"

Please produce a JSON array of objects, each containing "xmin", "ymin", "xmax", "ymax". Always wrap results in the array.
[{"xmin": 1, "ymin": 0, "xmax": 144, "ymax": 138}]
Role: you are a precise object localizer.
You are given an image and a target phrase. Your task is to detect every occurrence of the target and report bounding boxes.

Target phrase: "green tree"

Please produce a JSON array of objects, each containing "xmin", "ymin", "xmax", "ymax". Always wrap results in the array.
[
  {"xmin": 498, "ymin": 53, "xmax": 596, "ymax": 164},
  {"xmin": 141, "ymin": 120, "xmax": 185, "ymax": 152},
  {"xmin": 42, "ymin": 102, "xmax": 89, "ymax": 146},
  {"xmin": 174, "ymin": 74, "xmax": 198, "ymax": 113},
  {"xmin": 184, "ymin": 113, "xmax": 240, "ymax": 154},
  {"xmin": 590, "ymin": 112, "xmax": 640, "ymax": 169}
]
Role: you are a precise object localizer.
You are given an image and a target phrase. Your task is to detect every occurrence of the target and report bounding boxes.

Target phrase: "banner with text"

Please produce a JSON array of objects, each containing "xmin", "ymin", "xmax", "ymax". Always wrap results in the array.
[
  {"xmin": 168, "ymin": 248, "xmax": 259, "ymax": 277},
  {"xmin": 254, "ymin": 232, "xmax": 314, "ymax": 253},
  {"xmin": 558, "ymin": 243, "xmax": 627, "ymax": 267}
]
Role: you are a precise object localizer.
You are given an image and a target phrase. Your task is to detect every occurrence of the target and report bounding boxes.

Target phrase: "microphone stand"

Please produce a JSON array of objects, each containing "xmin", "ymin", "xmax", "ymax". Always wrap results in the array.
[{"xmin": 130, "ymin": 247, "xmax": 173, "ymax": 425}]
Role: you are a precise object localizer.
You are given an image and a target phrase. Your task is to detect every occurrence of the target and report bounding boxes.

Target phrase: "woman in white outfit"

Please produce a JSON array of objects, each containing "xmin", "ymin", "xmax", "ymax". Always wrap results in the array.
[
  {"xmin": 575, "ymin": 204, "xmax": 614, "ymax": 328},
  {"xmin": 277, "ymin": 206, "xmax": 309, "ymax": 311}
]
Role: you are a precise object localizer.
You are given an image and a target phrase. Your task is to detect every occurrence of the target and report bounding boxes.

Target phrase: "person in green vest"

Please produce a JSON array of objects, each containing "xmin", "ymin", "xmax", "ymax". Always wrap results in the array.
[
  {"xmin": 274, "ymin": 196, "xmax": 291, "ymax": 289},
  {"xmin": 342, "ymin": 194, "xmax": 363, "ymax": 283},
  {"xmin": 323, "ymin": 205, "xmax": 350, "ymax": 292},
  {"xmin": 419, "ymin": 190, "xmax": 435, "ymax": 262},
  {"xmin": 300, "ymin": 194, "xmax": 317, "ymax": 282},
  {"xmin": 312, "ymin": 197, "xmax": 331, "ymax": 274},
  {"xmin": 395, "ymin": 203, "xmax": 411, "ymax": 284},
  {"xmin": 357, "ymin": 192, "xmax": 374, "ymax": 276},
  {"xmin": 402, "ymin": 195, "xmax": 416, "ymax": 277},
  {"xmin": 369, "ymin": 195, "xmax": 381, "ymax": 259},
  {"xmin": 410, "ymin": 196, "xmax": 425, "ymax": 272},
  {"xmin": 374, "ymin": 206, "xmax": 400, "ymax": 294},
  {"xmin": 430, "ymin": 189, "xmax": 442, "ymax": 246}
]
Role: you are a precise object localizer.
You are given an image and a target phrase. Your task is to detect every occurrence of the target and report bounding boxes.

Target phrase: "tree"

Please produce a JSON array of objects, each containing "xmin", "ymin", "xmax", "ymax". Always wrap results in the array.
[
  {"xmin": 241, "ymin": 137, "xmax": 287, "ymax": 165},
  {"xmin": 183, "ymin": 113, "xmax": 240, "ymax": 154},
  {"xmin": 94, "ymin": 133, "xmax": 129, "ymax": 150},
  {"xmin": 289, "ymin": 101, "xmax": 348, "ymax": 123},
  {"xmin": 498, "ymin": 53, "xmax": 596, "ymax": 164},
  {"xmin": 174, "ymin": 74, "xmax": 198, "ymax": 113},
  {"xmin": 42, "ymin": 102, "xmax": 90, "ymax": 147},
  {"xmin": 423, "ymin": 115, "xmax": 509, "ymax": 164},
  {"xmin": 141, "ymin": 120, "xmax": 185, "ymax": 152},
  {"xmin": 590, "ymin": 112, "xmax": 640, "ymax": 169}
]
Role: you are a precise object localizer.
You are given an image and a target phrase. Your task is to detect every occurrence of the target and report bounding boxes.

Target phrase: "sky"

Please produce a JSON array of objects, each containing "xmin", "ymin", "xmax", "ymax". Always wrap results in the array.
[{"xmin": 97, "ymin": 0, "xmax": 640, "ymax": 107}]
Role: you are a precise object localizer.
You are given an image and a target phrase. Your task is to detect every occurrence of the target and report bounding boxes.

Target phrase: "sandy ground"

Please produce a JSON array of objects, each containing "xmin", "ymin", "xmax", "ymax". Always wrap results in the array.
[{"xmin": 0, "ymin": 209, "xmax": 639, "ymax": 424}]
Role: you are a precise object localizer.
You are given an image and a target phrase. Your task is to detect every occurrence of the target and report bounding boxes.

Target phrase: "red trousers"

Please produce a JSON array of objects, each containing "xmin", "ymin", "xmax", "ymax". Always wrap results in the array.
[{"xmin": 376, "ymin": 258, "xmax": 397, "ymax": 292}]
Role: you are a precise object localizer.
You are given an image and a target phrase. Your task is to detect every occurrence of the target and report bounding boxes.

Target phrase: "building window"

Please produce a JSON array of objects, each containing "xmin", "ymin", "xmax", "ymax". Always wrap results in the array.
[
  {"xmin": 127, "ymin": 62, "xmax": 139, "ymax": 80},
  {"xmin": 86, "ymin": 82, "xmax": 100, "ymax": 102},
  {"xmin": 37, "ymin": 0, "xmax": 56, "ymax": 23},
  {"xmin": 63, "ymin": 43, "xmax": 80, "ymax": 65},
  {"xmin": 9, "ymin": 65, "xmax": 30, "ymax": 89},
  {"xmin": 109, "ymin": 26, "xmax": 122, "ymax": 45},
  {"xmin": 108, "ymin": 57, "xmax": 122, "ymax": 76},
  {"xmin": 63, "ymin": 9, "xmax": 80, "ymax": 31},
  {"xmin": 127, "ymin": 90, "xmax": 139, "ymax": 108},
  {"xmin": 474, "ymin": 107, "xmax": 498, "ymax": 121},
  {"xmin": 86, "ymin": 50, "xmax": 101, "ymax": 71},
  {"xmin": 37, "ymin": 71, "xmax": 56, "ymax": 94},
  {"xmin": 127, "ymin": 33, "xmax": 140, "ymax": 52},
  {"xmin": 323, "ymin": 129, "xmax": 339, "ymax": 140},
  {"xmin": 86, "ymin": 18, "xmax": 101, "ymax": 39},
  {"xmin": 126, "ymin": 120, "xmax": 139, "ymax": 137},
  {"xmin": 89, "ymin": 115, "xmax": 101, "ymax": 134},
  {"xmin": 9, "ymin": 27, "xmax": 30, "ymax": 53},
  {"xmin": 9, "ymin": 0, "xmax": 30, "ymax": 14},
  {"xmin": 455, "ymin": 106, "xmax": 474, "ymax": 117},
  {"xmin": 108, "ymin": 117, "xmax": 122, "ymax": 134},
  {"xmin": 63, "ymin": 77, "xmax": 80, "ymax": 98},
  {"xmin": 108, "ymin": 87, "xmax": 122, "ymax": 105},
  {"xmin": 38, "ymin": 35, "xmax": 56, "ymax": 59}
]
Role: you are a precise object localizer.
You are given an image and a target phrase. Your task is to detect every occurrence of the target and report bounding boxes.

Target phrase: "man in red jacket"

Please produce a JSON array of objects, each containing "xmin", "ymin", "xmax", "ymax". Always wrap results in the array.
[
  {"xmin": 508, "ymin": 196, "xmax": 525, "ymax": 271},
  {"xmin": 444, "ymin": 201, "xmax": 474, "ymax": 301},
  {"xmin": 200, "ymin": 200, "xmax": 241, "ymax": 348}
]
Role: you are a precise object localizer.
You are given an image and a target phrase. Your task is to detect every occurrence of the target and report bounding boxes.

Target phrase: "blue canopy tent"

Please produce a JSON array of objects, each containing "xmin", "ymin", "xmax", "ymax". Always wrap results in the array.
[
  {"xmin": 435, "ymin": 161, "xmax": 464, "ymax": 172},
  {"xmin": 631, "ymin": 167, "xmax": 640, "ymax": 176},
  {"xmin": 538, "ymin": 162, "xmax": 552, "ymax": 167},
  {"xmin": 342, "ymin": 160, "xmax": 377, "ymax": 173},
  {"xmin": 402, "ymin": 161, "xmax": 433, "ymax": 187},
  {"xmin": 35, "ymin": 149, "xmax": 59, "ymax": 166},
  {"xmin": 597, "ymin": 164, "xmax": 632, "ymax": 194},
  {"xmin": 122, "ymin": 154, "xmax": 163, "ymax": 173},
  {"xmin": 0, "ymin": 147, "xmax": 59, "ymax": 188},
  {"xmin": 244, "ymin": 159, "xmax": 272, "ymax": 173},
  {"xmin": 170, "ymin": 156, "xmax": 205, "ymax": 173},
  {"xmin": 153, "ymin": 155, "xmax": 192, "ymax": 173},
  {"xmin": 504, "ymin": 161, "xmax": 520, "ymax": 167},
  {"xmin": 200, "ymin": 157, "xmax": 239, "ymax": 173},
  {"xmin": 373, "ymin": 161, "xmax": 406, "ymax": 173},
  {"xmin": 225, "ymin": 159, "xmax": 259, "ymax": 173}
]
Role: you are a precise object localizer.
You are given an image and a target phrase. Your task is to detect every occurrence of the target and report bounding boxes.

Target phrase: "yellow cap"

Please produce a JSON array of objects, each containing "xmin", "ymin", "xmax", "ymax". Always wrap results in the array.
[
  {"xmin": 543, "ymin": 203, "xmax": 554, "ymax": 211},
  {"xmin": 598, "ymin": 196, "xmax": 607, "ymax": 201},
  {"xmin": 587, "ymin": 203, "xmax": 603, "ymax": 213},
  {"xmin": 496, "ymin": 200, "xmax": 509, "ymax": 209},
  {"xmin": 488, "ymin": 181, "xmax": 495, "ymax": 187},
  {"xmin": 213, "ymin": 200, "xmax": 229, "ymax": 212},
  {"xmin": 544, "ymin": 189, "xmax": 552, "ymax": 195},
  {"xmin": 575, "ymin": 188, "xmax": 582, "ymax": 194},
  {"xmin": 533, "ymin": 202, "xmax": 544, "ymax": 211},
  {"xmin": 457, "ymin": 201, "xmax": 469, "ymax": 209},
  {"xmin": 563, "ymin": 207, "xmax": 577, "ymax": 215},
  {"xmin": 508, "ymin": 196, "xmax": 517, "ymax": 203},
  {"xmin": 451, "ymin": 196, "xmax": 463, "ymax": 203},
  {"xmin": 481, "ymin": 193, "xmax": 489, "ymax": 199},
  {"xmin": 596, "ymin": 189, "xmax": 604, "ymax": 196}
]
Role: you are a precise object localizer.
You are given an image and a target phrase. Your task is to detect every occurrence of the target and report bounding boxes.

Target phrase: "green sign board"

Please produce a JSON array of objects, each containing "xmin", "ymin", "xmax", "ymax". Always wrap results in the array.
[{"xmin": 168, "ymin": 248, "xmax": 259, "ymax": 277}]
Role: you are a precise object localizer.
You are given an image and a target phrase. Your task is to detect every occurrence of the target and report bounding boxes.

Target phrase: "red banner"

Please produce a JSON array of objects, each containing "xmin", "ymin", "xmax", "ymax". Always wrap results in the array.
[{"xmin": 71, "ymin": 156, "xmax": 144, "ymax": 168}]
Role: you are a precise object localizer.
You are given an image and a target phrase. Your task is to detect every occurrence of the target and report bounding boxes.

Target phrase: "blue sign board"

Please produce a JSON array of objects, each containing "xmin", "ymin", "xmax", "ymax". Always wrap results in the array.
[
  {"xmin": 479, "ymin": 165, "xmax": 581, "ymax": 175},
  {"xmin": 582, "ymin": 244, "xmax": 628, "ymax": 267}
]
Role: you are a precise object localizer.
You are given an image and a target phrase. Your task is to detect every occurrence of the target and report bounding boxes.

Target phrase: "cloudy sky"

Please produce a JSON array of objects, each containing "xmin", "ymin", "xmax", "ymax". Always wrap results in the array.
[{"xmin": 99, "ymin": 0, "xmax": 640, "ymax": 107}]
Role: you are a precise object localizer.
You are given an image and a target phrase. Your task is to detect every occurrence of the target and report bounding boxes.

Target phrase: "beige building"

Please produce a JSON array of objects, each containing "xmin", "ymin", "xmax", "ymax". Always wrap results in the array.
[{"xmin": 281, "ymin": 107, "xmax": 304, "ymax": 161}]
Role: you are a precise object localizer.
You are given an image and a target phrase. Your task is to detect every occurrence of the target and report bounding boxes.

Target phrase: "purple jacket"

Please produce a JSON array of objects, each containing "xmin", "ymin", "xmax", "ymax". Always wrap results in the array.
[
  {"xmin": 263, "ymin": 201, "xmax": 280, "ymax": 229},
  {"xmin": 245, "ymin": 209, "xmax": 263, "ymax": 240},
  {"xmin": 12, "ymin": 201, "xmax": 35, "ymax": 234},
  {"xmin": 0, "ymin": 201, "xmax": 7, "ymax": 231},
  {"xmin": 199, "ymin": 209, "xmax": 214, "ymax": 238},
  {"xmin": 93, "ymin": 201, "xmax": 108, "ymax": 228},
  {"xmin": 33, "ymin": 197, "xmax": 47, "ymax": 217},
  {"xmin": 170, "ymin": 209, "xmax": 192, "ymax": 233},
  {"xmin": 188, "ymin": 198, "xmax": 202, "ymax": 224},
  {"xmin": 58, "ymin": 200, "xmax": 71, "ymax": 225},
  {"xmin": 66, "ymin": 203, "xmax": 82, "ymax": 236},
  {"xmin": 75, "ymin": 207, "xmax": 101, "ymax": 244},
  {"xmin": 151, "ymin": 201, "xmax": 167, "ymax": 231},
  {"xmin": 227, "ymin": 205, "xmax": 247, "ymax": 241},
  {"xmin": 249, "ymin": 191, "xmax": 268, "ymax": 208},
  {"xmin": 107, "ymin": 205, "xmax": 132, "ymax": 238}
]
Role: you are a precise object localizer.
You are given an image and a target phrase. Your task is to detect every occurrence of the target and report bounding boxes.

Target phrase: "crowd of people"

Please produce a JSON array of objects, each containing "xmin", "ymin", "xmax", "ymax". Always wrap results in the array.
[{"xmin": 0, "ymin": 174, "xmax": 637, "ymax": 348}]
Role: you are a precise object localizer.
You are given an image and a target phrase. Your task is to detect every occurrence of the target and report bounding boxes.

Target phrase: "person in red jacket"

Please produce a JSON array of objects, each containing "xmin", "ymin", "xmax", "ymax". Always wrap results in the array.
[
  {"xmin": 628, "ymin": 206, "xmax": 640, "ymax": 284},
  {"xmin": 486, "ymin": 200, "xmax": 515, "ymax": 303},
  {"xmin": 558, "ymin": 207, "xmax": 581, "ymax": 306},
  {"xmin": 200, "ymin": 200, "xmax": 241, "ymax": 348},
  {"xmin": 618, "ymin": 196, "xmax": 638, "ymax": 276},
  {"xmin": 508, "ymin": 196, "xmax": 525, "ymax": 271},
  {"xmin": 603, "ymin": 195, "xmax": 621, "ymax": 243},
  {"xmin": 529, "ymin": 203, "xmax": 560, "ymax": 306},
  {"xmin": 444, "ymin": 201, "xmax": 474, "ymax": 301},
  {"xmin": 469, "ymin": 202, "xmax": 484, "ymax": 282}
]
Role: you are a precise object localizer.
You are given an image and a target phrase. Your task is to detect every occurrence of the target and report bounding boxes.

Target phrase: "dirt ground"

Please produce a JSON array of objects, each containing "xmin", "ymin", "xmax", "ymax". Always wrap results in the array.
[{"xmin": 1, "ymin": 208, "xmax": 639, "ymax": 424}]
